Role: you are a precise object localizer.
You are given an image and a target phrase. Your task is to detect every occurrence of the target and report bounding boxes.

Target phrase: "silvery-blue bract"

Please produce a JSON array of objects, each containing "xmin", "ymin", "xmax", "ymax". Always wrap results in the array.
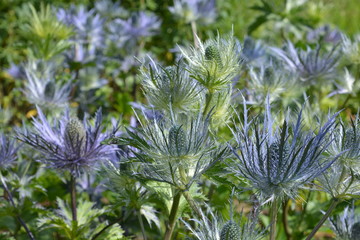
[{"xmin": 228, "ymin": 101, "xmax": 339, "ymax": 202}]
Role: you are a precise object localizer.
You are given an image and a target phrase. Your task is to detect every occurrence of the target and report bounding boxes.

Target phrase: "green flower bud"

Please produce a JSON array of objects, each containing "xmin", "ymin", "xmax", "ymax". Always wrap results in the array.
[
  {"xmin": 205, "ymin": 45, "xmax": 223, "ymax": 67},
  {"xmin": 65, "ymin": 118, "xmax": 86, "ymax": 149},
  {"xmin": 269, "ymin": 142, "xmax": 289, "ymax": 162},
  {"xmin": 344, "ymin": 128, "xmax": 357, "ymax": 150},
  {"xmin": 220, "ymin": 220, "xmax": 241, "ymax": 240},
  {"xmin": 44, "ymin": 81, "xmax": 56, "ymax": 100},
  {"xmin": 169, "ymin": 125, "xmax": 187, "ymax": 156},
  {"xmin": 351, "ymin": 222, "xmax": 360, "ymax": 240}
]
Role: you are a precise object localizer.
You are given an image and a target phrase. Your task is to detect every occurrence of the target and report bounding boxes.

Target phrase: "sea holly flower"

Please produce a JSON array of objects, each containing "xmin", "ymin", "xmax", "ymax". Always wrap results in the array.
[
  {"xmin": 169, "ymin": 0, "xmax": 217, "ymax": 25},
  {"xmin": 111, "ymin": 112, "xmax": 228, "ymax": 189},
  {"xmin": 270, "ymin": 41, "xmax": 340, "ymax": 85},
  {"xmin": 326, "ymin": 116, "xmax": 360, "ymax": 173},
  {"xmin": 180, "ymin": 34, "xmax": 240, "ymax": 93},
  {"xmin": 0, "ymin": 134, "xmax": 21, "ymax": 170},
  {"xmin": 329, "ymin": 203, "xmax": 360, "ymax": 240},
  {"xmin": 183, "ymin": 205, "xmax": 263, "ymax": 240},
  {"xmin": 228, "ymin": 100, "xmax": 339, "ymax": 202},
  {"xmin": 247, "ymin": 63, "xmax": 294, "ymax": 104},
  {"xmin": 140, "ymin": 60, "xmax": 203, "ymax": 115},
  {"xmin": 342, "ymin": 34, "xmax": 360, "ymax": 65},
  {"xmin": 241, "ymin": 37, "xmax": 266, "ymax": 66},
  {"xmin": 23, "ymin": 61, "xmax": 71, "ymax": 109},
  {"xmin": 17, "ymin": 107, "xmax": 118, "ymax": 176}
]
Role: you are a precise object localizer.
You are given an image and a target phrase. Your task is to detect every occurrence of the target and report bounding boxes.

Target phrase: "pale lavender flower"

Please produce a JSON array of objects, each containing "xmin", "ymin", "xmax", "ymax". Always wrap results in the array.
[
  {"xmin": 6, "ymin": 63, "xmax": 25, "ymax": 79},
  {"xmin": 0, "ymin": 134, "xmax": 20, "ymax": 170},
  {"xmin": 94, "ymin": 0, "xmax": 127, "ymax": 19},
  {"xmin": 17, "ymin": 107, "xmax": 118, "ymax": 176},
  {"xmin": 169, "ymin": 0, "xmax": 217, "ymax": 25},
  {"xmin": 228, "ymin": 100, "xmax": 339, "ymax": 202},
  {"xmin": 307, "ymin": 25, "xmax": 342, "ymax": 44},
  {"xmin": 271, "ymin": 41, "xmax": 340, "ymax": 84},
  {"xmin": 57, "ymin": 5, "xmax": 105, "ymax": 61},
  {"xmin": 23, "ymin": 61, "xmax": 71, "ymax": 109},
  {"xmin": 115, "ymin": 12, "xmax": 160, "ymax": 41},
  {"xmin": 241, "ymin": 37, "xmax": 266, "ymax": 65}
]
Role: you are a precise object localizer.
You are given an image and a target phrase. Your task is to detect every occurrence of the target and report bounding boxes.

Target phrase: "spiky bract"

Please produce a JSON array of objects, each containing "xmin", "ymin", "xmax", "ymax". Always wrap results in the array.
[
  {"xmin": 228, "ymin": 101, "xmax": 339, "ymax": 202},
  {"xmin": 180, "ymin": 34, "xmax": 239, "ymax": 93}
]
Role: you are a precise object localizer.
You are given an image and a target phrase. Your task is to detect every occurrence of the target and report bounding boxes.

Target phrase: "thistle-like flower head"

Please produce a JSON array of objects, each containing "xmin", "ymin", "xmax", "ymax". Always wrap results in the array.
[
  {"xmin": 228, "ymin": 101, "xmax": 339, "ymax": 202},
  {"xmin": 329, "ymin": 203, "xmax": 360, "ymax": 240},
  {"xmin": 23, "ymin": 61, "xmax": 71, "ymax": 109},
  {"xmin": 115, "ymin": 112, "xmax": 228, "ymax": 188},
  {"xmin": 326, "ymin": 116, "xmax": 360, "ymax": 172},
  {"xmin": 247, "ymin": 63, "xmax": 294, "ymax": 104},
  {"xmin": 169, "ymin": 0, "xmax": 217, "ymax": 25},
  {"xmin": 180, "ymin": 34, "xmax": 240, "ymax": 93},
  {"xmin": 141, "ymin": 60, "xmax": 203, "ymax": 114},
  {"xmin": 0, "ymin": 134, "xmax": 21, "ymax": 170},
  {"xmin": 271, "ymin": 41, "xmax": 340, "ymax": 85},
  {"xmin": 183, "ymin": 205, "xmax": 263, "ymax": 240},
  {"xmin": 17, "ymin": 107, "xmax": 118, "ymax": 176},
  {"xmin": 342, "ymin": 34, "xmax": 360, "ymax": 65}
]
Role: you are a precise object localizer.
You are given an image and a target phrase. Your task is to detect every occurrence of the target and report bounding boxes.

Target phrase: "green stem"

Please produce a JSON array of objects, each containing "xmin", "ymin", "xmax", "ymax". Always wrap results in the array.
[
  {"xmin": 164, "ymin": 191, "xmax": 181, "ymax": 240},
  {"xmin": 305, "ymin": 198, "xmax": 339, "ymax": 240},
  {"xmin": 270, "ymin": 198, "xmax": 278, "ymax": 240},
  {"xmin": 137, "ymin": 210, "xmax": 147, "ymax": 240},
  {"xmin": 0, "ymin": 172, "xmax": 35, "ymax": 240},
  {"xmin": 182, "ymin": 190, "xmax": 202, "ymax": 218},
  {"xmin": 203, "ymin": 92, "xmax": 214, "ymax": 117},
  {"xmin": 282, "ymin": 200, "xmax": 291, "ymax": 240},
  {"xmin": 70, "ymin": 174, "xmax": 77, "ymax": 222}
]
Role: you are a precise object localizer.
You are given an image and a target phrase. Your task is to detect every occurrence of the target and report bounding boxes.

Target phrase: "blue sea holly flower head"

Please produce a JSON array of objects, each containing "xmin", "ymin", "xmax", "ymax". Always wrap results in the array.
[
  {"xmin": 140, "ymin": 59, "xmax": 203, "ymax": 115},
  {"xmin": 326, "ymin": 116, "xmax": 360, "ymax": 174},
  {"xmin": 329, "ymin": 203, "xmax": 360, "ymax": 240},
  {"xmin": 228, "ymin": 99, "xmax": 339, "ymax": 203},
  {"xmin": 17, "ymin": 107, "xmax": 118, "ymax": 177},
  {"xmin": 342, "ymin": 34, "xmax": 360, "ymax": 65},
  {"xmin": 169, "ymin": 0, "xmax": 217, "ymax": 25},
  {"xmin": 247, "ymin": 62, "xmax": 294, "ymax": 104},
  {"xmin": 23, "ymin": 61, "xmax": 71, "ymax": 110},
  {"xmin": 0, "ymin": 134, "xmax": 21, "ymax": 170},
  {"xmin": 183, "ymin": 204, "xmax": 264, "ymax": 240},
  {"xmin": 114, "ymin": 111, "xmax": 228, "ymax": 189},
  {"xmin": 180, "ymin": 33, "xmax": 240, "ymax": 93},
  {"xmin": 270, "ymin": 41, "xmax": 340, "ymax": 85},
  {"xmin": 241, "ymin": 37, "xmax": 266, "ymax": 66}
]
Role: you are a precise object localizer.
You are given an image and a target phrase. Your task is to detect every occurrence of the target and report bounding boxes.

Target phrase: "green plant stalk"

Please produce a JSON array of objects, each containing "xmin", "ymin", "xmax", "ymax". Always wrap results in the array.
[
  {"xmin": 203, "ymin": 92, "xmax": 214, "ymax": 117},
  {"xmin": 270, "ymin": 198, "xmax": 278, "ymax": 240},
  {"xmin": 70, "ymin": 174, "xmax": 77, "ymax": 222},
  {"xmin": 305, "ymin": 198, "xmax": 339, "ymax": 240},
  {"xmin": 0, "ymin": 172, "xmax": 36, "ymax": 240},
  {"xmin": 164, "ymin": 191, "xmax": 182, "ymax": 240},
  {"xmin": 182, "ymin": 190, "xmax": 202, "ymax": 218},
  {"xmin": 137, "ymin": 210, "xmax": 147, "ymax": 240},
  {"xmin": 282, "ymin": 200, "xmax": 291, "ymax": 240}
]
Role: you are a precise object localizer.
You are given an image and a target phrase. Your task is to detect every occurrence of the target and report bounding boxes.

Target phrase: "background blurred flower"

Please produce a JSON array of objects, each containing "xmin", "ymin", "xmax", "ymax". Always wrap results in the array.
[
  {"xmin": 169, "ymin": 0, "xmax": 217, "ymax": 25},
  {"xmin": 271, "ymin": 41, "xmax": 340, "ymax": 85}
]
